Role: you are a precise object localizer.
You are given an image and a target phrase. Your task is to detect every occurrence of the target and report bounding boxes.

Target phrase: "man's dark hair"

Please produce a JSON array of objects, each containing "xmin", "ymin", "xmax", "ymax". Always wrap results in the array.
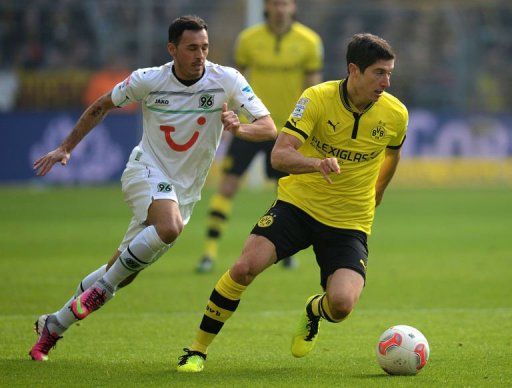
[
  {"xmin": 168, "ymin": 15, "xmax": 208, "ymax": 44},
  {"xmin": 346, "ymin": 33, "xmax": 395, "ymax": 73}
]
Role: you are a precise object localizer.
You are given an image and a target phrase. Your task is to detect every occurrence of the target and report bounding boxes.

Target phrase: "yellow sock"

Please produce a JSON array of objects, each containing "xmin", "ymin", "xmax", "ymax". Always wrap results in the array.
[
  {"xmin": 191, "ymin": 271, "xmax": 246, "ymax": 354},
  {"xmin": 204, "ymin": 194, "xmax": 233, "ymax": 260},
  {"xmin": 310, "ymin": 294, "xmax": 324, "ymax": 317},
  {"xmin": 311, "ymin": 293, "xmax": 347, "ymax": 323}
]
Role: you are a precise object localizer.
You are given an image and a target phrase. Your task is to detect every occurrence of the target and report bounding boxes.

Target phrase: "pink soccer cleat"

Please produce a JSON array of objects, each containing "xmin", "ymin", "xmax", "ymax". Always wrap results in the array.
[
  {"xmin": 71, "ymin": 286, "xmax": 108, "ymax": 320},
  {"xmin": 29, "ymin": 315, "xmax": 62, "ymax": 361}
]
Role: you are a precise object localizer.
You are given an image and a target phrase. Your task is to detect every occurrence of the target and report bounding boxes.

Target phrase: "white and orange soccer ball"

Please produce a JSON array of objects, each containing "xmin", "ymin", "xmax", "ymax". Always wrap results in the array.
[{"xmin": 376, "ymin": 325, "xmax": 430, "ymax": 375}]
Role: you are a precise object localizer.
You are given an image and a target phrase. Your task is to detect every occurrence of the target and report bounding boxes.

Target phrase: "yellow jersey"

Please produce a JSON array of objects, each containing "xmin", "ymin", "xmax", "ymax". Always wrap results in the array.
[
  {"xmin": 278, "ymin": 79, "xmax": 408, "ymax": 234},
  {"xmin": 235, "ymin": 22, "xmax": 323, "ymax": 128}
]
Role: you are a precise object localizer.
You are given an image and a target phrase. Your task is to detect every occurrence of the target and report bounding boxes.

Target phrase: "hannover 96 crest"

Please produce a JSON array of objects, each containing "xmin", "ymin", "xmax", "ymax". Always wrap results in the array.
[{"xmin": 199, "ymin": 93, "xmax": 214, "ymax": 109}]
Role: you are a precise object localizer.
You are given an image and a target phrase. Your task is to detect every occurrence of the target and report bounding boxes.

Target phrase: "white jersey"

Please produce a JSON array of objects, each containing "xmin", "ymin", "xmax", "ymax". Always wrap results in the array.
[{"xmin": 111, "ymin": 60, "xmax": 269, "ymax": 204}]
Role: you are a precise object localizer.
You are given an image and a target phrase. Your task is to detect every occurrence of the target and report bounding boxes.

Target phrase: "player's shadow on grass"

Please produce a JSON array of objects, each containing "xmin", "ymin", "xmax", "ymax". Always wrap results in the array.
[{"xmin": 353, "ymin": 373, "xmax": 393, "ymax": 378}]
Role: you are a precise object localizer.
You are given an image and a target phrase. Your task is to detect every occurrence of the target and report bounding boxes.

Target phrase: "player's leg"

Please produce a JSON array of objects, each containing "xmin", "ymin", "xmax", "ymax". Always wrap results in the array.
[
  {"xmin": 76, "ymin": 154, "xmax": 187, "ymax": 317},
  {"xmin": 107, "ymin": 250, "xmax": 139, "ymax": 288},
  {"xmin": 178, "ymin": 234, "xmax": 277, "ymax": 372},
  {"xmin": 197, "ymin": 174, "xmax": 238, "ymax": 272},
  {"xmin": 291, "ymin": 228, "xmax": 368, "ymax": 358},
  {"xmin": 35, "ymin": 251, "xmax": 118, "ymax": 335},
  {"xmin": 263, "ymin": 141, "xmax": 298, "ymax": 269},
  {"xmin": 30, "ymin": 248, "xmax": 124, "ymax": 361},
  {"xmin": 30, "ymin": 155, "xmax": 181, "ymax": 361},
  {"xmin": 323, "ymin": 268, "xmax": 365, "ymax": 321},
  {"xmin": 30, "ymin": 203, "xmax": 177, "ymax": 361},
  {"xmin": 71, "ymin": 199, "xmax": 180, "ymax": 320},
  {"xmin": 33, "ymin": 202, "xmax": 177, "ymax": 337},
  {"xmin": 179, "ymin": 200, "xmax": 312, "ymax": 372},
  {"xmin": 58, "ymin": 247, "xmax": 137, "ymax": 311},
  {"xmin": 197, "ymin": 138, "xmax": 260, "ymax": 273},
  {"xmin": 30, "ymin": 250, "xmax": 125, "ymax": 361}
]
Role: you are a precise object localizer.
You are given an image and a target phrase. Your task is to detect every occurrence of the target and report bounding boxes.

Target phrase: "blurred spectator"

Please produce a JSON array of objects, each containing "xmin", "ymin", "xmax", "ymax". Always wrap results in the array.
[
  {"xmin": 82, "ymin": 55, "xmax": 135, "ymax": 112},
  {"xmin": 1, "ymin": 0, "xmax": 511, "ymax": 113},
  {"xmin": 474, "ymin": 45, "xmax": 506, "ymax": 113},
  {"xmin": 0, "ymin": 68, "xmax": 19, "ymax": 111}
]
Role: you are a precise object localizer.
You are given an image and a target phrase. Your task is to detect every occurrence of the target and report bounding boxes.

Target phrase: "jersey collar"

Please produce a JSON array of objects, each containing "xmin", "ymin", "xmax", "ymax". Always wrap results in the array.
[
  {"xmin": 171, "ymin": 62, "xmax": 205, "ymax": 87},
  {"xmin": 339, "ymin": 77, "xmax": 374, "ymax": 115},
  {"xmin": 265, "ymin": 21, "xmax": 295, "ymax": 38}
]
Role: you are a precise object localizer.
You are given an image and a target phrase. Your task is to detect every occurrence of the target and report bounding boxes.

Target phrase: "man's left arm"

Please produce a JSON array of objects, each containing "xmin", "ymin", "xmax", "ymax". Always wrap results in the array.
[
  {"xmin": 303, "ymin": 32, "xmax": 324, "ymax": 89},
  {"xmin": 375, "ymin": 148, "xmax": 401, "ymax": 207},
  {"xmin": 221, "ymin": 103, "xmax": 277, "ymax": 142}
]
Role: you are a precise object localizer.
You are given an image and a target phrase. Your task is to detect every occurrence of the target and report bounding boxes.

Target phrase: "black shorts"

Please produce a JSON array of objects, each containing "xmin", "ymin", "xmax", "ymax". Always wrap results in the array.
[
  {"xmin": 222, "ymin": 137, "xmax": 286, "ymax": 179},
  {"xmin": 251, "ymin": 200, "xmax": 369, "ymax": 289}
]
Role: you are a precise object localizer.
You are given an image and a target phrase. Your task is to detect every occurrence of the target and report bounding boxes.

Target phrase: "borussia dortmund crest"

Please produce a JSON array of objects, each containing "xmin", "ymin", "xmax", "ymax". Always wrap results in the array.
[
  {"xmin": 371, "ymin": 121, "xmax": 386, "ymax": 140},
  {"xmin": 257, "ymin": 215, "xmax": 274, "ymax": 228}
]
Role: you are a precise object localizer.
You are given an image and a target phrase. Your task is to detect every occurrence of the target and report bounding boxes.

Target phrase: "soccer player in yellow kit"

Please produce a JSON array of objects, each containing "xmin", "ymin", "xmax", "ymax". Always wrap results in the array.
[
  {"xmin": 197, "ymin": 0, "xmax": 323, "ymax": 272},
  {"xmin": 178, "ymin": 33, "xmax": 408, "ymax": 372}
]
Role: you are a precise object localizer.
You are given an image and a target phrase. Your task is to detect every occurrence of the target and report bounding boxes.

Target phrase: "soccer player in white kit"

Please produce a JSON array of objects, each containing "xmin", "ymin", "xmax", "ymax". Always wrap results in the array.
[{"xmin": 29, "ymin": 15, "xmax": 277, "ymax": 361}]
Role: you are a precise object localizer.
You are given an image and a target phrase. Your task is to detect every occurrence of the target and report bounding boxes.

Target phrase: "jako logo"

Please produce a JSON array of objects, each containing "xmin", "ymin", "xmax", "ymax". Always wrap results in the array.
[{"xmin": 155, "ymin": 99, "xmax": 169, "ymax": 105}]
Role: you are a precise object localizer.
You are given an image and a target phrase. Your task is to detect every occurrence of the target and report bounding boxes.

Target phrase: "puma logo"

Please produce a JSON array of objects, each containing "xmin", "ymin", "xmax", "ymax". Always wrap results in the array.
[{"xmin": 327, "ymin": 120, "xmax": 340, "ymax": 131}]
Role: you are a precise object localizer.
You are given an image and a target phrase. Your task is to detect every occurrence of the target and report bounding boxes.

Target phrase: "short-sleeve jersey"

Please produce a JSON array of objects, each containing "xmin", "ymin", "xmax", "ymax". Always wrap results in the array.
[
  {"xmin": 235, "ymin": 22, "xmax": 323, "ymax": 129},
  {"xmin": 278, "ymin": 79, "xmax": 408, "ymax": 234},
  {"xmin": 111, "ymin": 60, "xmax": 269, "ymax": 204}
]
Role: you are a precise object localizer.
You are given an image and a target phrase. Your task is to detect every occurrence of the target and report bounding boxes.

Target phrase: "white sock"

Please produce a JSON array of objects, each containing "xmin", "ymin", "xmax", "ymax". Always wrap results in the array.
[
  {"xmin": 46, "ymin": 314, "xmax": 67, "ymax": 336},
  {"xmin": 54, "ymin": 264, "xmax": 109, "ymax": 314},
  {"xmin": 76, "ymin": 264, "xmax": 108, "ymax": 296},
  {"xmin": 51, "ymin": 227, "xmax": 168, "ymax": 334},
  {"xmin": 103, "ymin": 225, "xmax": 168, "ymax": 288},
  {"xmin": 53, "ymin": 277, "xmax": 116, "ymax": 334},
  {"xmin": 53, "ymin": 306, "xmax": 77, "ymax": 334}
]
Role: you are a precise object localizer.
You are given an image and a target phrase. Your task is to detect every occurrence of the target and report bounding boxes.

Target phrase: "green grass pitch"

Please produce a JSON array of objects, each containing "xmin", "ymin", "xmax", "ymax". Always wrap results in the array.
[{"xmin": 0, "ymin": 185, "xmax": 511, "ymax": 386}]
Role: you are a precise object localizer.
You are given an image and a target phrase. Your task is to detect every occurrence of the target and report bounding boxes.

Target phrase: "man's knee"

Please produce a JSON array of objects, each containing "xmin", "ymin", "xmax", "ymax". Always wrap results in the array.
[
  {"xmin": 230, "ymin": 259, "xmax": 257, "ymax": 286},
  {"xmin": 154, "ymin": 219, "xmax": 183, "ymax": 244},
  {"xmin": 230, "ymin": 235, "xmax": 276, "ymax": 285},
  {"xmin": 328, "ymin": 295, "xmax": 357, "ymax": 321},
  {"xmin": 146, "ymin": 199, "xmax": 184, "ymax": 244}
]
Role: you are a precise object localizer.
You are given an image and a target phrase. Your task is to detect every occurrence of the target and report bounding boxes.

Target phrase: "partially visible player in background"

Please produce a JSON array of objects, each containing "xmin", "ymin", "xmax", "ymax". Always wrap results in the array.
[
  {"xmin": 196, "ymin": 0, "xmax": 323, "ymax": 273},
  {"xmin": 177, "ymin": 33, "xmax": 408, "ymax": 372},
  {"xmin": 29, "ymin": 15, "xmax": 276, "ymax": 362}
]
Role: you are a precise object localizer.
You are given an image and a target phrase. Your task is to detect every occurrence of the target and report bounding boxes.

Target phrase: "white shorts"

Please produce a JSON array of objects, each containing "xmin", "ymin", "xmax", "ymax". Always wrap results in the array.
[{"xmin": 118, "ymin": 147, "xmax": 196, "ymax": 252}]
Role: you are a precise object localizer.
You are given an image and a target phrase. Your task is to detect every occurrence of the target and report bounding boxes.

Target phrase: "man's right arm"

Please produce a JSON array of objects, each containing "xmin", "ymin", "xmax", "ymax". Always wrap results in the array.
[
  {"xmin": 304, "ymin": 71, "xmax": 322, "ymax": 89},
  {"xmin": 33, "ymin": 92, "xmax": 117, "ymax": 176},
  {"xmin": 271, "ymin": 132, "xmax": 340, "ymax": 184}
]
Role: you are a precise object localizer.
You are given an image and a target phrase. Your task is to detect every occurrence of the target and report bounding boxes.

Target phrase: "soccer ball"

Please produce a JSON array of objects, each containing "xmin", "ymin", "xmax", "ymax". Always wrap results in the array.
[{"xmin": 376, "ymin": 325, "xmax": 430, "ymax": 375}]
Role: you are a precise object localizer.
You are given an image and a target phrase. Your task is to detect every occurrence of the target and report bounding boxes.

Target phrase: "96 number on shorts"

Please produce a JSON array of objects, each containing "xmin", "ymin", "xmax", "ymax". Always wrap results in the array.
[{"xmin": 157, "ymin": 182, "xmax": 172, "ymax": 192}]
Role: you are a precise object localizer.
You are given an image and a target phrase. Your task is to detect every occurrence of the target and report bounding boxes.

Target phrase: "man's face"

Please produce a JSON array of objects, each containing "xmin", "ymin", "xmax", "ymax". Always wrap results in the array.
[
  {"xmin": 265, "ymin": 0, "xmax": 296, "ymax": 25},
  {"xmin": 167, "ymin": 29, "xmax": 209, "ymax": 80},
  {"xmin": 351, "ymin": 59, "xmax": 394, "ymax": 103}
]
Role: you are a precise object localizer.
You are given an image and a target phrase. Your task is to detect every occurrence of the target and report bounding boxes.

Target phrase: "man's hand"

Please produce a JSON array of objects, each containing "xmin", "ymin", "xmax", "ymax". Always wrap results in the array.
[
  {"xmin": 375, "ymin": 191, "xmax": 384, "ymax": 207},
  {"xmin": 315, "ymin": 157, "xmax": 340, "ymax": 184},
  {"xmin": 33, "ymin": 146, "xmax": 70, "ymax": 176},
  {"xmin": 221, "ymin": 102, "xmax": 241, "ymax": 135}
]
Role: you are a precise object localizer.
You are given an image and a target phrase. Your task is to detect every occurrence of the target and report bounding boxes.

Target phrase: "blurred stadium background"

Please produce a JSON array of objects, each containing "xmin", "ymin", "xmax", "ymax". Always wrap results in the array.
[{"xmin": 1, "ymin": 0, "xmax": 511, "ymax": 187}]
